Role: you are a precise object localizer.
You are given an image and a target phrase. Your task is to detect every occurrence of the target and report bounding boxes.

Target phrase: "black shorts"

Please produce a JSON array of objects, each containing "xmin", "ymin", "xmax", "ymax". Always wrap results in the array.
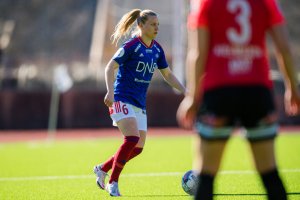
[{"xmin": 196, "ymin": 86, "xmax": 278, "ymax": 141}]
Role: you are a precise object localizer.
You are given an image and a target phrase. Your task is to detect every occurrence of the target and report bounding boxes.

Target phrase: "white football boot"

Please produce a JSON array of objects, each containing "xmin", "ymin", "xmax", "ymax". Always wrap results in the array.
[
  {"xmin": 106, "ymin": 181, "xmax": 121, "ymax": 197},
  {"xmin": 93, "ymin": 165, "xmax": 108, "ymax": 190}
]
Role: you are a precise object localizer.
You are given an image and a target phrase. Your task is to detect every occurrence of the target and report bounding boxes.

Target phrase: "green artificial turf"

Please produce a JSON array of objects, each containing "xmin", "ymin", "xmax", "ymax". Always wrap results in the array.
[{"xmin": 0, "ymin": 133, "xmax": 299, "ymax": 200}]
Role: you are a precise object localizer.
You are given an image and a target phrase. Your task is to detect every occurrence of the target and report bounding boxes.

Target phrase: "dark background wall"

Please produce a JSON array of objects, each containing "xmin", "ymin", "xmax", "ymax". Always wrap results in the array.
[
  {"xmin": 0, "ymin": 89, "xmax": 184, "ymax": 129},
  {"xmin": 1, "ymin": 82, "xmax": 300, "ymax": 130}
]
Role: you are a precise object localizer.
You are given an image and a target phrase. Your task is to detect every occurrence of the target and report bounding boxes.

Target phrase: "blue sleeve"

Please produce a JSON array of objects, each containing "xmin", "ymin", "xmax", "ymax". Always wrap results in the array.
[
  {"xmin": 157, "ymin": 48, "xmax": 168, "ymax": 69},
  {"xmin": 112, "ymin": 45, "xmax": 131, "ymax": 65}
]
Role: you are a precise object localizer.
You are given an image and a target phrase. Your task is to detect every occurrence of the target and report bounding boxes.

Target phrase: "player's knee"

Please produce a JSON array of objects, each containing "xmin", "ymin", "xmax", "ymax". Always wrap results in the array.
[{"xmin": 124, "ymin": 136, "xmax": 140, "ymax": 144}]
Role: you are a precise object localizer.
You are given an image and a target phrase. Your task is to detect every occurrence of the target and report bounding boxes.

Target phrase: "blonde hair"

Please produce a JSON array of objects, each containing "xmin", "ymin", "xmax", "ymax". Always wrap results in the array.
[{"xmin": 111, "ymin": 9, "xmax": 157, "ymax": 45}]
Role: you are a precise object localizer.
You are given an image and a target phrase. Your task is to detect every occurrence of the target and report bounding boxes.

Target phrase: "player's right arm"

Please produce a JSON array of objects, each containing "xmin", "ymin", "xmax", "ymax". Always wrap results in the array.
[
  {"xmin": 177, "ymin": 28, "xmax": 209, "ymax": 129},
  {"xmin": 104, "ymin": 59, "xmax": 119, "ymax": 107},
  {"xmin": 269, "ymin": 25, "xmax": 300, "ymax": 116}
]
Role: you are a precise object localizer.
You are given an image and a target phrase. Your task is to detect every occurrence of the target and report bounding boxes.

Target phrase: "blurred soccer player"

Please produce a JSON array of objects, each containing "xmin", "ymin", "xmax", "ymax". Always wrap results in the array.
[
  {"xmin": 94, "ymin": 9, "xmax": 185, "ymax": 196},
  {"xmin": 177, "ymin": 0, "xmax": 300, "ymax": 199}
]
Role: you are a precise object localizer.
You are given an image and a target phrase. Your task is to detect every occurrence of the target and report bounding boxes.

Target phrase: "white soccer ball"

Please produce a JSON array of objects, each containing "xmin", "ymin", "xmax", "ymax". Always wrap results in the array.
[{"xmin": 181, "ymin": 170, "xmax": 198, "ymax": 195}]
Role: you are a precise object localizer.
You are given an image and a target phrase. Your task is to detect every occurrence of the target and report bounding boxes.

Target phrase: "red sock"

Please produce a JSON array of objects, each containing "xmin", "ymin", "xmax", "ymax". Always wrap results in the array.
[
  {"xmin": 128, "ymin": 147, "xmax": 143, "ymax": 161},
  {"xmin": 100, "ymin": 147, "xmax": 143, "ymax": 172},
  {"xmin": 109, "ymin": 136, "xmax": 139, "ymax": 183},
  {"xmin": 101, "ymin": 156, "xmax": 114, "ymax": 172}
]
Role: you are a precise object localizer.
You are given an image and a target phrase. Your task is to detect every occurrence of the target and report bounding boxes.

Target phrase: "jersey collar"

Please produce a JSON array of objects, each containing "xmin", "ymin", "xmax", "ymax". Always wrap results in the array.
[{"xmin": 138, "ymin": 36, "xmax": 154, "ymax": 48}]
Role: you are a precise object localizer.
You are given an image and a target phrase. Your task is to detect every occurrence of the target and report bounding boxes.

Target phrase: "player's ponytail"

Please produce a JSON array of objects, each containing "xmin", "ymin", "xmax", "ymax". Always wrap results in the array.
[
  {"xmin": 111, "ymin": 9, "xmax": 141, "ymax": 45},
  {"xmin": 111, "ymin": 9, "xmax": 157, "ymax": 45}
]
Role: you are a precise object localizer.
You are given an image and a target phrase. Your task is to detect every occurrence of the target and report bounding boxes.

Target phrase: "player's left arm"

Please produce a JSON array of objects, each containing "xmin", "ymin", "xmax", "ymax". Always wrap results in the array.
[
  {"xmin": 159, "ymin": 67, "xmax": 186, "ymax": 94},
  {"xmin": 269, "ymin": 24, "xmax": 300, "ymax": 115}
]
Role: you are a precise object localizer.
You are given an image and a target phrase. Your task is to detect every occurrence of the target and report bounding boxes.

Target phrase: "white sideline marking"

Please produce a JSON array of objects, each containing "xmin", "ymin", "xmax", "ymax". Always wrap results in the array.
[{"xmin": 0, "ymin": 169, "xmax": 299, "ymax": 182}]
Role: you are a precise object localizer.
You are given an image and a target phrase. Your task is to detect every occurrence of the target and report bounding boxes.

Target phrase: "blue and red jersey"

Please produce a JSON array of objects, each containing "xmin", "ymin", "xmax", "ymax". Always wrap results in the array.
[{"xmin": 112, "ymin": 36, "xmax": 168, "ymax": 109}]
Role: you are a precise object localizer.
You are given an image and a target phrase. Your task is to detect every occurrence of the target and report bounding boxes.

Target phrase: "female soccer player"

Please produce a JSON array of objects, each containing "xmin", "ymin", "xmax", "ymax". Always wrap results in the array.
[
  {"xmin": 94, "ymin": 9, "xmax": 186, "ymax": 196},
  {"xmin": 177, "ymin": 0, "xmax": 300, "ymax": 199}
]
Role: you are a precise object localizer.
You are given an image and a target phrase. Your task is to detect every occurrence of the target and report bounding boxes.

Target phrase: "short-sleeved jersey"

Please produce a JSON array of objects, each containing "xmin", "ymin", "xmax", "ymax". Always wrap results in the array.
[
  {"xmin": 112, "ymin": 36, "xmax": 168, "ymax": 109},
  {"xmin": 188, "ymin": 0, "xmax": 285, "ymax": 91}
]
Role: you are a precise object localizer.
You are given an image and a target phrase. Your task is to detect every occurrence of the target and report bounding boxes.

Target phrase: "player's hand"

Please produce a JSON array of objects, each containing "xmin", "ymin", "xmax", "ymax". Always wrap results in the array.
[
  {"xmin": 284, "ymin": 89, "xmax": 300, "ymax": 116},
  {"xmin": 177, "ymin": 96, "xmax": 199, "ymax": 129},
  {"xmin": 104, "ymin": 91, "xmax": 114, "ymax": 107}
]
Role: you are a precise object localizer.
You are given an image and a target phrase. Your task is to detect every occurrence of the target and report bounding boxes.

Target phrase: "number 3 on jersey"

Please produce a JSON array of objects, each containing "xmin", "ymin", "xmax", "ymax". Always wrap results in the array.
[{"xmin": 226, "ymin": 0, "xmax": 251, "ymax": 45}]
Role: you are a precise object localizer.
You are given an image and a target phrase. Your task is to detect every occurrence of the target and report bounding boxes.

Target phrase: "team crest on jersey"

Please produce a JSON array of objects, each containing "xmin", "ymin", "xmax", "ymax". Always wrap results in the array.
[
  {"xmin": 114, "ymin": 48, "xmax": 125, "ymax": 58},
  {"xmin": 155, "ymin": 54, "xmax": 159, "ymax": 58}
]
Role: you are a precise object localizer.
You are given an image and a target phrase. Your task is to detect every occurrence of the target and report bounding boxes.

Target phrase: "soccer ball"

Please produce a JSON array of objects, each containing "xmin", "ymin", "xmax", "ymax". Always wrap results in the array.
[{"xmin": 181, "ymin": 170, "xmax": 198, "ymax": 195}]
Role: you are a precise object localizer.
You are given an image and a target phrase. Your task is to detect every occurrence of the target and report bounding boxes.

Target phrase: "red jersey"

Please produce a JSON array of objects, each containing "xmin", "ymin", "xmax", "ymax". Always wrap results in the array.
[{"xmin": 188, "ymin": 0, "xmax": 285, "ymax": 91}]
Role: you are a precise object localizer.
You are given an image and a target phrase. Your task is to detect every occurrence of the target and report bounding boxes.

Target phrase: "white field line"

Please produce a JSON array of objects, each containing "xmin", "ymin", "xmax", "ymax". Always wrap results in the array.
[{"xmin": 0, "ymin": 169, "xmax": 299, "ymax": 182}]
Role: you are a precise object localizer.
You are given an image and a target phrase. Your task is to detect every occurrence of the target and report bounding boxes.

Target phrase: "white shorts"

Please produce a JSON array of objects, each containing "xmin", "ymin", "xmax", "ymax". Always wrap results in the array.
[{"xmin": 109, "ymin": 101, "xmax": 147, "ymax": 131}]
